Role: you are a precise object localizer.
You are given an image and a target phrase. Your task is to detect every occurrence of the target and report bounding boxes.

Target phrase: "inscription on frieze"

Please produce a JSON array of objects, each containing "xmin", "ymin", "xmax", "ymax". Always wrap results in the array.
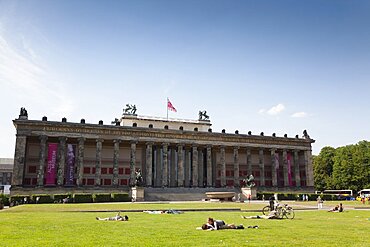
[{"xmin": 21, "ymin": 125, "xmax": 313, "ymax": 147}]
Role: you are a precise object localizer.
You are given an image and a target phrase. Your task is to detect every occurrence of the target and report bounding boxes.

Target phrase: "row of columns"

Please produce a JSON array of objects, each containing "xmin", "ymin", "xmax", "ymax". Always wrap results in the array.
[{"xmin": 12, "ymin": 134, "xmax": 314, "ymax": 188}]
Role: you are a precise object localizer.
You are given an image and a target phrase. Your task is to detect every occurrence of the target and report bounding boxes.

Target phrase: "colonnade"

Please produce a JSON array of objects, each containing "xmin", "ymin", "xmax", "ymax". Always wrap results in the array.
[{"xmin": 12, "ymin": 135, "xmax": 314, "ymax": 188}]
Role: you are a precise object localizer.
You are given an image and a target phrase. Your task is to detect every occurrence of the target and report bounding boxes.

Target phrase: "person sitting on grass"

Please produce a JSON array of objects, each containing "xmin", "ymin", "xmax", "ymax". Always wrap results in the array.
[
  {"xmin": 96, "ymin": 212, "xmax": 129, "ymax": 221},
  {"xmin": 199, "ymin": 217, "xmax": 244, "ymax": 230},
  {"xmin": 241, "ymin": 210, "xmax": 280, "ymax": 219},
  {"xmin": 328, "ymin": 203, "xmax": 344, "ymax": 212}
]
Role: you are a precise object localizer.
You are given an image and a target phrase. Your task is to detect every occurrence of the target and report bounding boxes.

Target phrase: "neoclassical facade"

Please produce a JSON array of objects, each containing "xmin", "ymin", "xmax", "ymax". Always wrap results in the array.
[{"xmin": 11, "ymin": 111, "xmax": 315, "ymax": 196}]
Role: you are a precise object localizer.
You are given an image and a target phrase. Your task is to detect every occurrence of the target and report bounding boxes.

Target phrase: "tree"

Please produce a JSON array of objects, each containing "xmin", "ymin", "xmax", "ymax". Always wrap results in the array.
[{"xmin": 313, "ymin": 146, "xmax": 335, "ymax": 191}]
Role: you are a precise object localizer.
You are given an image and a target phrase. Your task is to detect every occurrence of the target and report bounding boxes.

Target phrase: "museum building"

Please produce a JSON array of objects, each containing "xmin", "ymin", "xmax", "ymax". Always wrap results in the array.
[{"xmin": 11, "ymin": 108, "xmax": 315, "ymax": 197}]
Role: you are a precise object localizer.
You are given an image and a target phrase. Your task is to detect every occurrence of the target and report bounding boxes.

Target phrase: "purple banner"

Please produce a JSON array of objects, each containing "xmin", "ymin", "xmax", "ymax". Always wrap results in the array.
[
  {"xmin": 287, "ymin": 152, "xmax": 293, "ymax": 186},
  {"xmin": 65, "ymin": 144, "xmax": 76, "ymax": 186},
  {"xmin": 45, "ymin": 143, "xmax": 58, "ymax": 185}
]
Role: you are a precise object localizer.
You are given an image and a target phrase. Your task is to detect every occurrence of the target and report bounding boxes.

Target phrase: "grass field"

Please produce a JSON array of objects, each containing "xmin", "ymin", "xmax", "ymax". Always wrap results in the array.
[{"xmin": 0, "ymin": 201, "xmax": 369, "ymax": 246}]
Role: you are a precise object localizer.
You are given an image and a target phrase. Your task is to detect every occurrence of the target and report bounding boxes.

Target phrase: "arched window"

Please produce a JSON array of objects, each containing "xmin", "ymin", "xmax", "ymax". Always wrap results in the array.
[
  {"xmin": 133, "ymin": 123, "xmax": 137, "ymax": 127},
  {"xmin": 179, "ymin": 126, "xmax": 184, "ymax": 130},
  {"xmin": 164, "ymin": 125, "xmax": 169, "ymax": 129},
  {"xmin": 149, "ymin": 124, "xmax": 153, "ymax": 128}
]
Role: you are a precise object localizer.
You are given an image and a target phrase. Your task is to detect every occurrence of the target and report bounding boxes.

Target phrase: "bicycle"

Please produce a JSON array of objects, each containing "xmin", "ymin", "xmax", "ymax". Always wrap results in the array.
[
  {"xmin": 276, "ymin": 204, "xmax": 295, "ymax": 219},
  {"xmin": 262, "ymin": 205, "xmax": 273, "ymax": 215}
]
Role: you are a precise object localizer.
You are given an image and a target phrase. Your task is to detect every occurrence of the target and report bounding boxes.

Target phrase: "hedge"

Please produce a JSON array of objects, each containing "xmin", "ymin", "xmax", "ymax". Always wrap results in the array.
[
  {"xmin": 31, "ymin": 194, "xmax": 54, "ymax": 204},
  {"xmin": 73, "ymin": 193, "xmax": 93, "ymax": 203},
  {"xmin": 111, "ymin": 193, "xmax": 130, "ymax": 202},
  {"xmin": 256, "ymin": 192, "xmax": 342, "ymax": 201},
  {"xmin": 93, "ymin": 193, "xmax": 112, "ymax": 203}
]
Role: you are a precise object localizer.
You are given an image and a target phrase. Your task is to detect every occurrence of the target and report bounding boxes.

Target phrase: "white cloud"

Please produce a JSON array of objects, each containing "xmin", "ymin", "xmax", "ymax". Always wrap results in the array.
[
  {"xmin": 258, "ymin": 109, "xmax": 265, "ymax": 114},
  {"xmin": 267, "ymin": 103, "xmax": 285, "ymax": 115},
  {"xmin": 0, "ymin": 26, "xmax": 74, "ymax": 117},
  {"xmin": 291, "ymin": 112, "xmax": 308, "ymax": 118}
]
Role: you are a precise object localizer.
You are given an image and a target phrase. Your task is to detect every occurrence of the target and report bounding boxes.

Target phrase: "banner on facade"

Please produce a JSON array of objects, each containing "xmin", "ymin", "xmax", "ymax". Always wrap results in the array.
[
  {"xmin": 287, "ymin": 152, "xmax": 293, "ymax": 186},
  {"xmin": 65, "ymin": 144, "xmax": 76, "ymax": 186},
  {"xmin": 45, "ymin": 143, "xmax": 58, "ymax": 185}
]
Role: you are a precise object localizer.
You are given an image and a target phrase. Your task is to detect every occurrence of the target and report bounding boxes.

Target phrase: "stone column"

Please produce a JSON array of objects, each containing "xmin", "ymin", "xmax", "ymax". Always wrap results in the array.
[
  {"xmin": 162, "ymin": 143, "xmax": 169, "ymax": 187},
  {"xmin": 305, "ymin": 150, "xmax": 314, "ymax": 187},
  {"xmin": 37, "ymin": 135, "xmax": 48, "ymax": 186},
  {"xmin": 233, "ymin": 146, "xmax": 239, "ymax": 187},
  {"xmin": 246, "ymin": 148, "xmax": 252, "ymax": 176},
  {"xmin": 177, "ymin": 144, "xmax": 184, "ymax": 187},
  {"xmin": 112, "ymin": 139, "xmax": 121, "ymax": 186},
  {"xmin": 283, "ymin": 150, "xmax": 289, "ymax": 187},
  {"xmin": 57, "ymin": 137, "xmax": 67, "ymax": 186},
  {"xmin": 271, "ymin": 149, "xmax": 277, "ymax": 187},
  {"xmin": 95, "ymin": 139, "xmax": 103, "ymax": 186},
  {"xmin": 130, "ymin": 141, "xmax": 137, "ymax": 187},
  {"xmin": 220, "ymin": 146, "xmax": 226, "ymax": 187},
  {"xmin": 170, "ymin": 147, "xmax": 177, "ymax": 187},
  {"xmin": 146, "ymin": 142, "xmax": 153, "ymax": 187},
  {"xmin": 206, "ymin": 145, "xmax": 212, "ymax": 187},
  {"xmin": 76, "ymin": 137, "xmax": 85, "ymax": 187},
  {"xmin": 192, "ymin": 145, "xmax": 198, "ymax": 187},
  {"xmin": 293, "ymin": 150, "xmax": 301, "ymax": 187},
  {"xmin": 294, "ymin": 150, "xmax": 300, "ymax": 187},
  {"xmin": 198, "ymin": 148, "xmax": 204, "ymax": 187},
  {"xmin": 259, "ymin": 149, "xmax": 265, "ymax": 186},
  {"xmin": 12, "ymin": 134, "xmax": 27, "ymax": 186}
]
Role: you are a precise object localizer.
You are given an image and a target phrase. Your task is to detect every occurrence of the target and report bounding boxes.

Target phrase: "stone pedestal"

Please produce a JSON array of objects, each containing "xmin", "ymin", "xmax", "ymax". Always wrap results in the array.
[
  {"xmin": 241, "ymin": 187, "xmax": 257, "ymax": 200},
  {"xmin": 131, "ymin": 187, "xmax": 144, "ymax": 202}
]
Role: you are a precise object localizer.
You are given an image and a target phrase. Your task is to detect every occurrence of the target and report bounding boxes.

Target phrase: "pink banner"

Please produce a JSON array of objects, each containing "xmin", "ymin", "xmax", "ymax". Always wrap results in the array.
[
  {"xmin": 287, "ymin": 152, "xmax": 293, "ymax": 186},
  {"xmin": 65, "ymin": 144, "xmax": 76, "ymax": 186},
  {"xmin": 45, "ymin": 143, "xmax": 58, "ymax": 185}
]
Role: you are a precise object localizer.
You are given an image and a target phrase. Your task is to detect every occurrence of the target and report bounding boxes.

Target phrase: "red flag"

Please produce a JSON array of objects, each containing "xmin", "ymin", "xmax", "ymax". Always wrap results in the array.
[{"xmin": 167, "ymin": 98, "xmax": 177, "ymax": 112}]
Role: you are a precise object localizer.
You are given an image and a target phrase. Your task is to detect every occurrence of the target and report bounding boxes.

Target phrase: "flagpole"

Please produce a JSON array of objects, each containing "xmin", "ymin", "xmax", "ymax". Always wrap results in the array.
[{"xmin": 166, "ymin": 98, "xmax": 168, "ymax": 121}]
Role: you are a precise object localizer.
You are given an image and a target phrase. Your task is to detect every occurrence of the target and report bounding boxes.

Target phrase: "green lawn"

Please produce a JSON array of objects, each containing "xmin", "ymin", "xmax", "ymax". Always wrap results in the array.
[{"xmin": 0, "ymin": 201, "xmax": 369, "ymax": 246}]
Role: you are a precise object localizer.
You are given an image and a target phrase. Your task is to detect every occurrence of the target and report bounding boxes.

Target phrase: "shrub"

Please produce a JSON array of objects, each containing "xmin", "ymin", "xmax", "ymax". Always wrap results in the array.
[
  {"xmin": 73, "ymin": 193, "xmax": 93, "ymax": 203},
  {"xmin": 53, "ymin": 194, "xmax": 72, "ymax": 203},
  {"xmin": 111, "ymin": 193, "xmax": 130, "ymax": 202},
  {"xmin": 31, "ymin": 194, "xmax": 53, "ymax": 204},
  {"xmin": 93, "ymin": 193, "xmax": 112, "ymax": 203},
  {"xmin": 0, "ymin": 194, "xmax": 10, "ymax": 206},
  {"xmin": 10, "ymin": 195, "xmax": 30, "ymax": 205}
]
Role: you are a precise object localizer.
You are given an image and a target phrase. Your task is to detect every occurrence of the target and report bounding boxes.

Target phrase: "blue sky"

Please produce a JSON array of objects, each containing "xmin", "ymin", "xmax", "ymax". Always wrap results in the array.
[{"xmin": 1, "ymin": 0, "xmax": 370, "ymax": 157}]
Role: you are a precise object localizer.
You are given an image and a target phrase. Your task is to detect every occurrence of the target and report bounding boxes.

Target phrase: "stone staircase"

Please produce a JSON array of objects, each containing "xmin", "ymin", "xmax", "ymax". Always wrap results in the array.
[{"xmin": 143, "ymin": 187, "xmax": 241, "ymax": 201}]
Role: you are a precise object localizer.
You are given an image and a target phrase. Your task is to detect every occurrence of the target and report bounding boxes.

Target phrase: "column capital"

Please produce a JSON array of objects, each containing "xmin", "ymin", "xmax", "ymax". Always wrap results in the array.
[
  {"xmin": 113, "ymin": 139, "xmax": 122, "ymax": 144},
  {"xmin": 233, "ymin": 146, "xmax": 239, "ymax": 150},
  {"xmin": 146, "ymin": 141, "xmax": 154, "ymax": 146},
  {"xmin": 96, "ymin": 138, "xmax": 104, "ymax": 143},
  {"xmin": 39, "ymin": 135, "xmax": 48, "ymax": 141},
  {"xmin": 162, "ymin": 142, "xmax": 169, "ymax": 146},
  {"xmin": 58, "ymin": 136, "xmax": 67, "ymax": 142},
  {"xmin": 130, "ymin": 140, "xmax": 138, "ymax": 145},
  {"xmin": 78, "ymin": 137, "xmax": 86, "ymax": 143}
]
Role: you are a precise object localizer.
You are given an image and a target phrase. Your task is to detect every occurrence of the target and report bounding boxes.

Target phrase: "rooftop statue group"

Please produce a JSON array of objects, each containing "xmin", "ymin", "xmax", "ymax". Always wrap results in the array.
[
  {"xmin": 198, "ymin": 110, "xmax": 209, "ymax": 121},
  {"xmin": 19, "ymin": 107, "xmax": 28, "ymax": 118},
  {"xmin": 123, "ymin": 104, "xmax": 137, "ymax": 115}
]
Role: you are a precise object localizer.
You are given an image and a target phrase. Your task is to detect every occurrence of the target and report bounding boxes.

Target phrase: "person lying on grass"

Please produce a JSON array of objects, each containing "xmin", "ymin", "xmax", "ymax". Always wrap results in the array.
[
  {"xmin": 241, "ymin": 210, "xmax": 280, "ymax": 219},
  {"xmin": 199, "ymin": 217, "xmax": 244, "ymax": 230},
  {"xmin": 96, "ymin": 212, "xmax": 129, "ymax": 221},
  {"xmin": 143, "ymin": 209, "xmax": 183, "ymax": 214}
]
